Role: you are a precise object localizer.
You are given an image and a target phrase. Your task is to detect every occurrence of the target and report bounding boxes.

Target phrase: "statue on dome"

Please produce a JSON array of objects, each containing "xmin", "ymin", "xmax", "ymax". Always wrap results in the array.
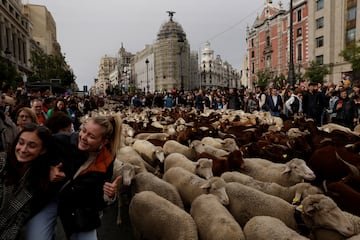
[{"xmin": 166, "ymin": 11, "xmax": 176, "ymax": 21}]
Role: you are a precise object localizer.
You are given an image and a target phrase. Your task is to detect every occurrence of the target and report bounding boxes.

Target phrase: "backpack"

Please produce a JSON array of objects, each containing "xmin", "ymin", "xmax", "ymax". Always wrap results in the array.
[{"xmin": 290, "ymin": 97, "xmax": 300, "ymax": 113}]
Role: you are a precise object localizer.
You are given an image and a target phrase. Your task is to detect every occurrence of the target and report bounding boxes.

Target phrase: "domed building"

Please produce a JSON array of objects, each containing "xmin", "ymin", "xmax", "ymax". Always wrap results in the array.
[{"xmin": 153, "ymin": 13, "xmax": 190, "ymax": 92}]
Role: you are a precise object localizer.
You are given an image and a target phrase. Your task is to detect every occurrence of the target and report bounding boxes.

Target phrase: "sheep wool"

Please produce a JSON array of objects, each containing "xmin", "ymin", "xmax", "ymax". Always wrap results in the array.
[
  {"xmin": 244, "ymin": 216, "xmax": 309, "ymax": 240},
  {"xmin": 129, "ymin": 191, "xmax": 198, "ymax": 240},
  {"xmin": 190, "ymin": 194, "xmax": 245, "ymax": 240}
]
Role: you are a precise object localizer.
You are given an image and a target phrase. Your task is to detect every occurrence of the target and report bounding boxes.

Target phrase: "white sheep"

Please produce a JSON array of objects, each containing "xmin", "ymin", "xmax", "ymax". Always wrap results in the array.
[
  {"xmin": 225, "ymin": 181, "xmax": 298, "ymax": 229},
  {"xmin": 163, "ymin": 140, "xmax": 197, "ymax": 160},
  {"xmin": 226, "ymin": 183, "xmax": 356, "ymax": 236},
  {"xmin": 134, "ymin": 132, "xmax": 169, "ymax": 141},
  {"xmin": 116, "ymin": 146, "xmax": 148, "ymax": 174},
  {"xmin": 164, "ymin": 153, "xmax": 213, "ymax": 179},
  {"xmin": 221, "ymin": 171, "xmax": 322, "ymax": 204},
  {"xmin": 190, "ymin": 194, "xmax": 245, "ymax": 240},
  {"xmin": 300, "ymin": 195, "xmax": 358, "ymax": 238},
  {"xmin": 132, "ymin": 139, "xmax": 165, "ymax": 167},
  {"xmin": 112, "ymin": 161, "xmax": 138, "ymax": 186},
  {"xmin": 319, "ymin": 123, "xmax": 360, "ymax": 137},
  {"xmin": 163, "ymin": 167, "xmax": 229, "ymax": 207},
  {"xmin": 244, "ymin": 216, "xmax": 309, "ymax": 240},
  {"xmin": 200, "ymin": 136, "xmax": 239, "ymax": 152},
  {"xmin": 129, "ymin": 191, "xmax": 198, "ymax": 240},
  {"xmin": 132, "ymin": 171, "xmax": 184, "ymax": 209},
  {"xmin": 241, "ymin": 157, "xmax": 316, "ymax": 186},
  {"xmin": 191, "ymin": 140, "xmax": 229, "ymax": 160},
  {"xmin": 112, "ymin": 160, "xmax": 139, "ymax": 225}
]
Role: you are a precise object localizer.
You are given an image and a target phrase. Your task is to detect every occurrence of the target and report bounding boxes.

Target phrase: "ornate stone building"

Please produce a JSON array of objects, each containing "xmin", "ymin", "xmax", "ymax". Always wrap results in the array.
[
  {"xmin": 200, "ymin": 42, "xmax": 240, "ymax": 90},
  {"xmin": 23, "ymin": 4, "xmax": 60, "ymax": 55},
  {"xmin": 94, "ymin": 12, "xmax": 241, "ymax": 94},
  {"xmin": 246, "ymin": 0, "xmax": 360, "ymax": 86},
  {"xmin": 153, "ymin": 14, "xmax": 190, "ymax": 92},
  {"xmin": 1, "ymin": 0, "xmax": 32, "ymax": 75},
  {"xmin": 95, "ymin": 55, "xmax": 116, "ymax": 95}
]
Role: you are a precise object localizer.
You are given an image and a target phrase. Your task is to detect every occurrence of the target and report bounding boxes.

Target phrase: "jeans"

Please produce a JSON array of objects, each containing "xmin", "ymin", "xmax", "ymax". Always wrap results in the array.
[
  {"xmin": 270, "ymin": 110, "xmax": 281, "ymax": 117},
  {"xmin": 70, "ymin": 230, "xmax": 97, "ymax": 240},
  {"xmin": 24, "ymin": 198, "xmax": 98, "ymax": 240},
  {"xmin": 24, "ymin": 198, "xmax": 58, "ymax": 240}
]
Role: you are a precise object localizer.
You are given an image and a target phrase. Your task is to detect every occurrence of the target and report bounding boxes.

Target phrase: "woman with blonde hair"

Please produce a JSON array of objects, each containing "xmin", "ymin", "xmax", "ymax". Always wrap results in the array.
[{"xmin": 25, "ymin": 114, "xmax": 122, "ymax": 240}]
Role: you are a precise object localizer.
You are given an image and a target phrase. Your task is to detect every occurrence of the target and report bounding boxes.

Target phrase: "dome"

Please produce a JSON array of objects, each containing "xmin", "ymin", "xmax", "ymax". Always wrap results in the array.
[{"xmin": 157, "ymin": 19, "xmax": 187, "ymax": 41}]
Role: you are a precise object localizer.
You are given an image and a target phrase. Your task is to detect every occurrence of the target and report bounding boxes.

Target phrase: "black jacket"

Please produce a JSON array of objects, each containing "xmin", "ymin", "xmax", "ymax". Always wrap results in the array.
[
  {"xmin": 52, "ymin": 132, "xmax": 114, "ymax": 236},
  {"xmin": 58, "ymin": 171, "xmax": 110, "ymax": 235},
  {"xmin": 332, "ymin": 97, "xmax": 358, "ymax": 129}
]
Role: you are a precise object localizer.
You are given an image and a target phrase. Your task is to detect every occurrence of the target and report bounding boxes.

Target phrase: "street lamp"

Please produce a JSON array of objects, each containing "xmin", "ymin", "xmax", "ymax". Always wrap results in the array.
[
  {"xmin": 145, "ymin": 58, "xmax": 149, "ymax": 94},
  {"xmin": 246, "ymin": 67, "xmax": 250, "ymax": 89}
]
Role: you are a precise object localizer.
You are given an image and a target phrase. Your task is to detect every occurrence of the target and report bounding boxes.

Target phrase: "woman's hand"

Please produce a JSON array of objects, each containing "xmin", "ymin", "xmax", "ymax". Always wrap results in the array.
[
  {"xmin": 49, "ymin": 162, "xmax": 66, "ymax": 182},
  {"xmin": 103, "ymin": 176, "xmax": 122, "ymax": 198}
]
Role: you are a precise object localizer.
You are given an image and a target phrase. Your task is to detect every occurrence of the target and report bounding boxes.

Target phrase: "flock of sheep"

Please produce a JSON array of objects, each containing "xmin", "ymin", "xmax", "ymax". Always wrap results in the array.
[{"xmin": 92, "ymin": 104, "xmax": 360, "ymax": 240}]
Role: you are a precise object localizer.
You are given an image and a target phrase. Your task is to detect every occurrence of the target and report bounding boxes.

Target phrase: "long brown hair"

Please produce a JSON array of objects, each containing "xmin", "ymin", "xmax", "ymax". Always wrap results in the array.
[{"xmin": 4, "ymin": 123, "xmax": 53, "ymax": 191}]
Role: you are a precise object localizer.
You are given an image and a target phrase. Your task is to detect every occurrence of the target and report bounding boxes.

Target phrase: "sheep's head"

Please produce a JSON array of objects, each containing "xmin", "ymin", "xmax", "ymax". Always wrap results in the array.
[
  {"xmin": 118, "ymin": 163, "xmax": 139, "ymax": 186},
  {"xmin": 200, "ymin": 177, "xmax": 229, "ymax": 205},
  {"xmin": 282, "ymin": 158, "xmax": 316, "ymax": 183},
  {"xmin": 299, "ymin": 194, "xmax": 355, "ymax": 237},
  {"xmin": 195, "ymin": 158, "xmax": 213, "ymax": 179}
]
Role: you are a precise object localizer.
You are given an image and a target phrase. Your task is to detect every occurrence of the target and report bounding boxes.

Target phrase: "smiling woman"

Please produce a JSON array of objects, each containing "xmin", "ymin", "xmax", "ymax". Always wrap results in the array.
[
  {"xmin": 25, "ymin": 114, "xmax": 123, "ymax": 240},
  {"xmin": 0, "ymin": 123, "xmax": 54, "ymax": 240}
]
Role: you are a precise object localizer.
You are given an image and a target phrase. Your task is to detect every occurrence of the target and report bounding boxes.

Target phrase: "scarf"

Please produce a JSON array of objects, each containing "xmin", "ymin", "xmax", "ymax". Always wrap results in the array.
[{"xmin": 79, "ymin": 147, "xmax": 114, "ymax": 175}]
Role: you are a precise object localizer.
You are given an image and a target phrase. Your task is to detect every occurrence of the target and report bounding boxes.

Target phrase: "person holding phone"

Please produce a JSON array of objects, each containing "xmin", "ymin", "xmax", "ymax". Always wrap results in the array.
[{"xmin": 332, "ymin": 88, "xmax": 358, "ymax": 130}]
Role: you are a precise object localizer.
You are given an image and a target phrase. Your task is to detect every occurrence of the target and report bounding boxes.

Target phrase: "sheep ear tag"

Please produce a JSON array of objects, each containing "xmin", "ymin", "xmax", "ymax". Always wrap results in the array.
[
  {"xmin": 292, "ymin": 194, "xmax": 301, "ymax": 205},
  {"xmin": 296, "ymin": 204, "xmax": 304, "ymax": 213}
]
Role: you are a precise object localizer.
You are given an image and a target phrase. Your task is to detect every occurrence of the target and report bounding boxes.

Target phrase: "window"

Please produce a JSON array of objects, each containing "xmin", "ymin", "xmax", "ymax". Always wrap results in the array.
[
  {"xmin": 347, "ymin": 28, "xmax": 356, "ymax": 44},
  {"xmin": 316, "ymin": 17, "xmax": 324, "ymax": 29},
  {"xmin": 266, "ymin": 56, "xmax": 271, "ymax": 68},
  {"xmin": 297, "ymin": 43, "xmax": 302, "ymax": 61},
  {"xmin": 316, "ymin": 55, "xmax": 324, "ymax": 65},
  {"xmin": 297, "ymin": 28, "xmax": 302, "ymax": 37},
  {"xmin": 266, "ymin": 36, "xmax": 271, "ymax": 47},
  {"xmin": 316, "ymin": 36, "xmax": 324, "ymax": 48},
  {"xmin": 316, "ymin": 0, "xmax": 324, "ymax": 11},
  {"xmin": 251, "ymin": 39, "xmax": 254, "ymax": 47},
  {"xmin": 251, "ymin": 51, "xmax": 255, "ymax": 58},
  {"xmin": 348, "ymin": 7, "xmax": 356, "ymax": 21},
  {"xmin": 297, "ymin": 10, "xmax": 302, "ymax": 22}
]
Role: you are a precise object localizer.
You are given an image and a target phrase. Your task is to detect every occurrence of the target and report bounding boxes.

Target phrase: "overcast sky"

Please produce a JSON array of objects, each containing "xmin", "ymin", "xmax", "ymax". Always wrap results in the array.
[{"xmin": 25, "ymin": 0, "xmax": 290, "ymax": 89}]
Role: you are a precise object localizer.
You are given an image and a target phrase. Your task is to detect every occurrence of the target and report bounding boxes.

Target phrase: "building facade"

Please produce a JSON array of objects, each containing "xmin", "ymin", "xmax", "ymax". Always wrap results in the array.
[
  {"xmin": 23, "ymin": 4, "xmax": 60, "ymax": 55},
  {"xmin": 307, "ymin": 0, "xmax": 355, "ymax": 83},
  {"xmin": 153, "ymin": 16, "xmax": 190, "ymax": 92},
  {"xmin": 247, "ymin": 0, "xmax": 360, "ymax": 87},
  {"xmin": 200, "ymin": 42, "xmax": 240, "ymax": 90},
  {"xmin": 95, "ymin": 55, "xmax": 116, "ymax": 95},
  {"xmin": 133, "ymin": 44, "xmax": 155, "ymax": 94},
  {"xmin": 247, "ymin": 1, "xmax": 289, "ymax": 88},
  {"xmin": 93, "ymin": 13, "xmax": 242, "ymax": 94},
  {"xmin": 0, "ymin": 0, "xmax": 32, "ymax": 75}
]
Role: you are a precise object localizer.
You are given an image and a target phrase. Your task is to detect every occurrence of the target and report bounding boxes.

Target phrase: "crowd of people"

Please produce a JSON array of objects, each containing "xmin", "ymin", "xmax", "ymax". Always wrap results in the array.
[
  {"xmin": 126, "ymin": 79, "xmax": 359, "ymax": 130},
  {"xmin": 0, "ymin": 77, "xmax": 359, "ymax": 239}
]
